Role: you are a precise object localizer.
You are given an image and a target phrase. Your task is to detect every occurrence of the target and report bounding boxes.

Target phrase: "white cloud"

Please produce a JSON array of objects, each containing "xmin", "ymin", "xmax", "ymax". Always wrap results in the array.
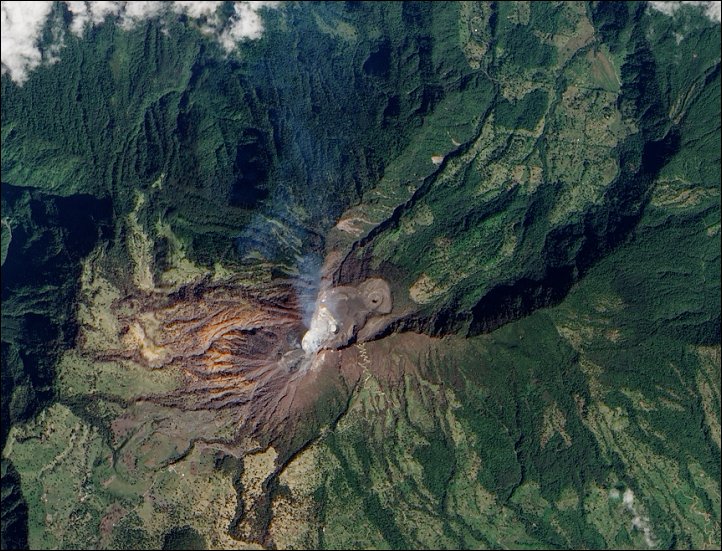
[
  {"xmin": 1, "ymin": 1, "xmax": 279, "ymax": 85},
  {"xmin": 65, "ymin": 1, "xmax": 90, "ymax": 35},
  {"xmin": 88, "ymin": 2, "xmax": 123, "ymax": 24},
  {"xmin": 0, "ymin": 1, "xmax": 54, "ymax": 84},
  {"xmin": 121, "ymin": 1, "xmax": 164, "ymax": 28},
  {"xmin": 619, "ymin": 488, "xmax": 657, "ymax": 548},
  {"xmin": 219, "ymin": 1, "xmax": 269, "ymax": 51},
  {"xmin": 648, "ymin": 1, "xmax": 722, "ymax": 23},
  {"xmin": 172, "ymin": 1, "xmax": 223, "ymax": 19}
]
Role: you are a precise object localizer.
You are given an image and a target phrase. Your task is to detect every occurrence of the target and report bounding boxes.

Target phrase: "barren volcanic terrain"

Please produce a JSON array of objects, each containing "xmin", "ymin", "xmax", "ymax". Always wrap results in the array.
[{"xmin": 1, "ymin": 2, "xmax": 720, "ymax": 550}]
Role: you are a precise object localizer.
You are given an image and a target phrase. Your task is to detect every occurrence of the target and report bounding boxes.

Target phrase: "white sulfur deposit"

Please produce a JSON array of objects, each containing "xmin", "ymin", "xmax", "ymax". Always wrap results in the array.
[{"xmin": 301, "ymin": 302, "xmax": 339, "ymax": 354}]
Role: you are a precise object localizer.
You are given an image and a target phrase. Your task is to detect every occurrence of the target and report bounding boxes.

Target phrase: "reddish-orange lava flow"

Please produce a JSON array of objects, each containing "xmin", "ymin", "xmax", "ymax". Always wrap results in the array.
[{"xmin": 93, "ymin": 279, "xmax": 363, "ymax": 446}]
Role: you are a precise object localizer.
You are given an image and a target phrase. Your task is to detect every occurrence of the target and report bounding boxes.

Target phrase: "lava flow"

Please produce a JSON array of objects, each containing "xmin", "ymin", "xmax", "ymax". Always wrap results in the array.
[{"xmin": 92, "ymin": 274, "xmax": 394, "ymax": 447}]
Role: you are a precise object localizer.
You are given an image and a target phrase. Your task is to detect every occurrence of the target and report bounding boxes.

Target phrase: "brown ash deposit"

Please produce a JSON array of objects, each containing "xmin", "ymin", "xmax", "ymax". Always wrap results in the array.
[{"xmin": 84, "ymin": 275, "xmax": 396, "ymax": 453}]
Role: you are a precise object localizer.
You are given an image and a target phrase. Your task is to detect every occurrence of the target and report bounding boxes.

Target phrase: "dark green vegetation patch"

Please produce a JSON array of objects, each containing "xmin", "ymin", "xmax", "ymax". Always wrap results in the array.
[{"xmin": 1, "ymin": 1, "xmax": 719, "ymax": 550}]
